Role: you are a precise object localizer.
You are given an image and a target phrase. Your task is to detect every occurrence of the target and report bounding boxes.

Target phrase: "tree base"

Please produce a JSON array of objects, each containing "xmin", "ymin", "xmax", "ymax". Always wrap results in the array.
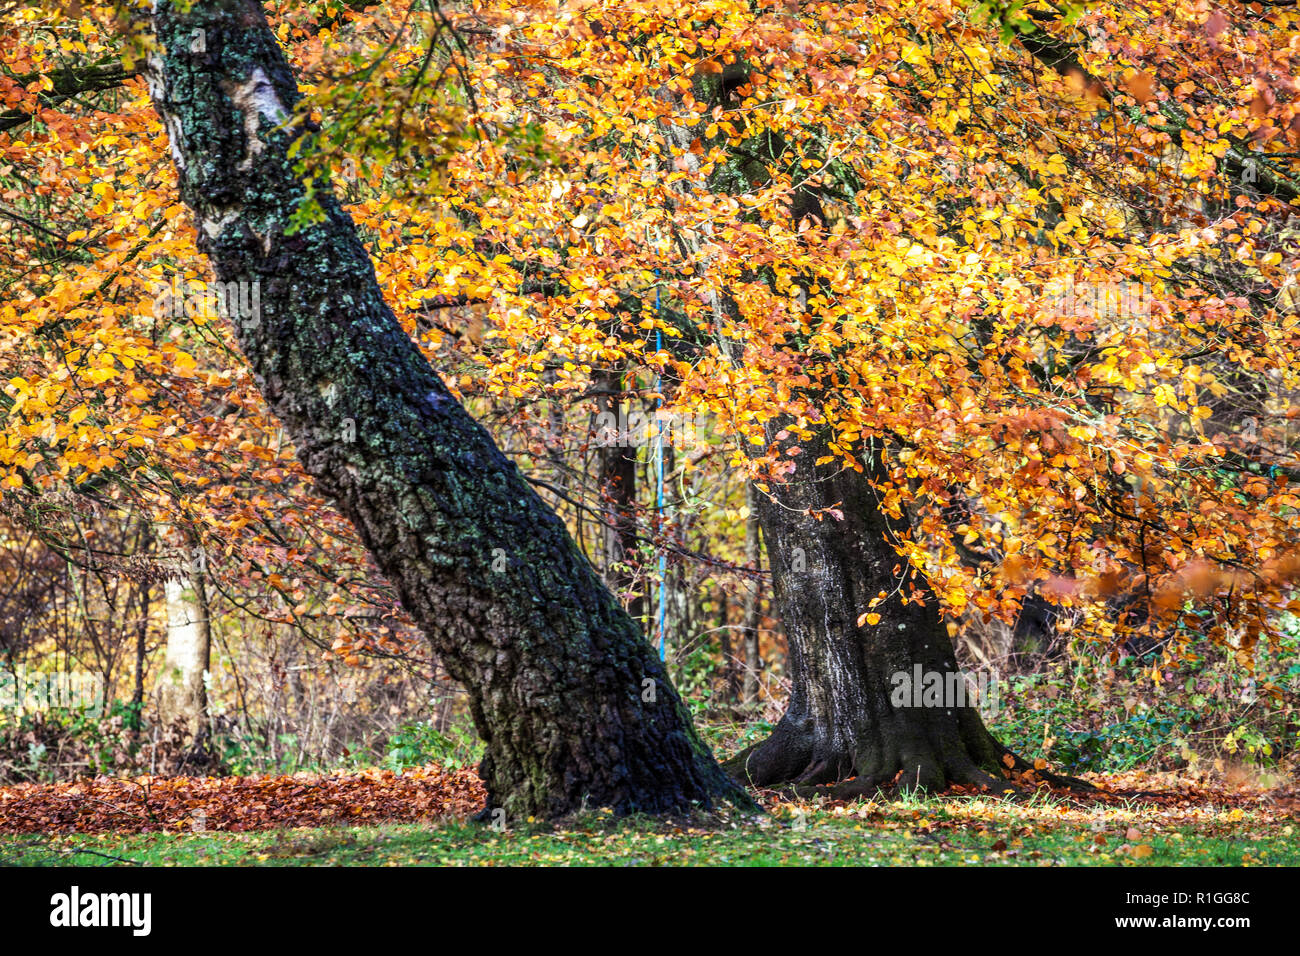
[{"xmin": 724, "ymin": 710, "xmax": 1092, "ymax": 801}]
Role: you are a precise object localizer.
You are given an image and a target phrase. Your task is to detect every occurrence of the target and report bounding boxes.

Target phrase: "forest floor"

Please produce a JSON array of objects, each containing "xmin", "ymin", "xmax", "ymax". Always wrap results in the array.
[{"xmin": 1, "ymin": 766, "xmax": 1297, "ymax": 866}]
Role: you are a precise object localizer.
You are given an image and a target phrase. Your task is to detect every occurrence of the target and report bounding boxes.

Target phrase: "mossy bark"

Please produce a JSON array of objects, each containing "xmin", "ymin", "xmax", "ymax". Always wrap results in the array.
[
  {"xmin": 141, "ymin": 0, "xmax": 749, "ymax": 819},
  {"xmin": 726, "ymin": 425, "xmax": 1021, "ymax": 796}
]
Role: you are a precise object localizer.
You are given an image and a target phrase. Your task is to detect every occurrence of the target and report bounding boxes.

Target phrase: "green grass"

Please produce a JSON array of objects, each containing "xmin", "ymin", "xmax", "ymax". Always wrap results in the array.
[{"xmin": 3, "ymin": 798, "xmax": 1294, "ymax": 866}]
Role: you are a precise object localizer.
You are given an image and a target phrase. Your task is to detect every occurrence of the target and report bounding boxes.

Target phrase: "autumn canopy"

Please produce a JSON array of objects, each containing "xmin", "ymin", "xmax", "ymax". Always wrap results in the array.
[{"xmin": 1, "ymin": 0, "xmax": 1298, "ymax": 816}]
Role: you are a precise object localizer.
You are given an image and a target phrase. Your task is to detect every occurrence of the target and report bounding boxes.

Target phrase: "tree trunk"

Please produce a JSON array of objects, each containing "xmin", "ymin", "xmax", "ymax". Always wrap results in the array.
[
  {"xmin": 593, "ymin": 366, "xmax": 643, "ymax": 627},
  {"xmin": 680, "ymin": 75, "xmax": 1026, "ymax": 793},
  {"xmin": 140, "ymin": 0, "xmax": 747, "ymax": 819},
  {"xmin": 740, "ymin": 482, "xmax": 763, "ymax": 706},
  {"xmin": 130, "ymin": 523, "xmax": 152, "ymax": 738},
  {"xmin": 725, "ymin": 425, "xmax": 1018, "ymax": 795},
  {"xmin": 130, "ymin": 587, "xmax": 148, "ymax": 739},
  {"xmin": 715, "ymin": 584, "xmax": 740, "ymax": 705},
  {"xmin": 160, "ymin": 567, "xmax": 212, "ymax": 740},
  {"xmin": 661, "ymin": 442, "xmax": 692, "ymax": 666}
]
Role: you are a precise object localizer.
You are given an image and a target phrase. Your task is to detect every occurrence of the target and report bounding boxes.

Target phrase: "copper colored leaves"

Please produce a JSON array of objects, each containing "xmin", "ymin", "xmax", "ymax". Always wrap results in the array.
[{"xmin": 0, "ymin": 766, "xmax": 486, "ymax": 834}]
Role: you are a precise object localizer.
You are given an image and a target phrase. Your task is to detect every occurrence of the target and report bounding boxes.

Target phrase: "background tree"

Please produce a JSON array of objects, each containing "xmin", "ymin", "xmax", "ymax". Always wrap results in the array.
[{"xmin": 418, "ymin": 0, "xmax": 1300, "ymax": 789}]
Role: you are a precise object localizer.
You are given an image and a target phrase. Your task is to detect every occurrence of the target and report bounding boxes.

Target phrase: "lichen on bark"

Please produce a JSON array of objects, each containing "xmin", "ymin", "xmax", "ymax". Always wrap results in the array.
[{"xmin": 141, "ymin": 0, "xmax": 751, "ymax": 820}]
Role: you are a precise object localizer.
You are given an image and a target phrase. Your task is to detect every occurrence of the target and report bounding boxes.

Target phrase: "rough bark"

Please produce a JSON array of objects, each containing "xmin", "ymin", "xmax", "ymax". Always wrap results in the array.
[
  {"xmin": 676, "ymin": 67, "xmax": 1035, "ymax": 795},
  {"xmin": 130, "ymin": 594, "xmax": 147, "ymax": 738},
  {"xmin": 593, "ymin": 367, "xmax": 643, "ymax": 627},
  {"xmin": 715, "ymin": 583, "xmax": 740, "ymax": 705},
  {"xmin": 140, "ymin": 0, "xmax": 748, "ymax": 819},
  {"xmin": 725, "ymin": 425, "xmax": 1023, "ymax": 795},
  {"xmin": 740, "ymin": 482, "xmax": 764, "ymax": 706},
  {"xmin": 129, "ymin": 524, "xmax": 151, "ymax": 738}
]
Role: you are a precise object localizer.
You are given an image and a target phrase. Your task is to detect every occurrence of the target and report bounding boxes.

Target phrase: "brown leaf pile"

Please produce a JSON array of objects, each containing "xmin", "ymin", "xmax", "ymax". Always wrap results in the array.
[
  {"xmin": 1069, "ymin": 770, "xmax": 1300, "ymax": 815},
  {"xmin": 0, "ymin": 765, "xmax": 487, "ymax": 834}
]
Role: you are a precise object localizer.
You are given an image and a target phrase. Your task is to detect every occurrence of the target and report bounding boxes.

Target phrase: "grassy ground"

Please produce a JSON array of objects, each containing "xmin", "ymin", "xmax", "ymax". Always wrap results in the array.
[{"xmin": 3, "ymin": 792, "xmax": 1294, "ymax": 866}]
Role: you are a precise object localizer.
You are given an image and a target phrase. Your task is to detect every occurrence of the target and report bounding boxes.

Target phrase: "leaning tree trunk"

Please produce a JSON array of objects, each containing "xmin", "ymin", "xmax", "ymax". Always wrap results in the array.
[
  {"xmin": 140, "ymin": 0, "xmax": 747, "ymax": 819},
  {"xmin": 725, "ymin": 424, "xmax": 1020, "ymax": 795}
]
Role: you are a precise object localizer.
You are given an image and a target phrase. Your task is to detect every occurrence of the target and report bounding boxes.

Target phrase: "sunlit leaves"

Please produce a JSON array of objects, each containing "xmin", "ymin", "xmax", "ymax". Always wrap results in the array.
[{"xmin": 4, "ymin": 0, "xmax": 1299, "ymax": 676}]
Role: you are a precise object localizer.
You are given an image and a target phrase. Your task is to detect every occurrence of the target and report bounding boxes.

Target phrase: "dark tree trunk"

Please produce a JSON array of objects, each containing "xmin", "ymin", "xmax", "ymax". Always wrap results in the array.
[
  {"xmin": 140, "ymin": 0, "xmax": 747, "ymax": 819},
  {"xmin": 668, "ymin": 52, "xmax": 1062, "ymax": 797},
  {"xmin": 130, "ymin": 522, "xmax": 151, "ymax": 738},
  {"xmin": 660, "ymin": 443, "xmax": 692, "ymax": 663},
  {"xmin": 715, "ymin": 584, "xmax": 740, "ymax": 705},
  {"xmin": 130, "ymin": 589, "xmax": 148, "ymax": 737},
  {"xmin": 725, "ymin": 425, "xmax": 1019, "ymax": 795},
  {"xmin": 740, "ymin": 482, "xmax": 763, "ymax": 706},
  {"xmin": 593, "ymin": 367, "xmax": 643, "ymax": 627}
]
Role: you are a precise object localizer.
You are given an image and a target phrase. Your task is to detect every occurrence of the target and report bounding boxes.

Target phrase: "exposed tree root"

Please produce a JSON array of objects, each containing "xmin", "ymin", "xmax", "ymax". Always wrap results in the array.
[{"xmin": 724, "ymin": 709, "xmax": 1094, "ymax": 804}]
